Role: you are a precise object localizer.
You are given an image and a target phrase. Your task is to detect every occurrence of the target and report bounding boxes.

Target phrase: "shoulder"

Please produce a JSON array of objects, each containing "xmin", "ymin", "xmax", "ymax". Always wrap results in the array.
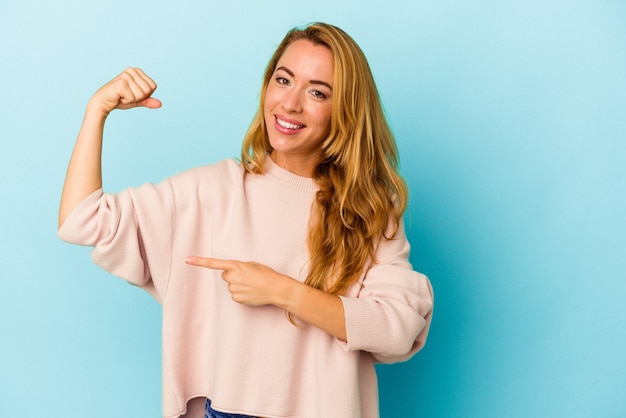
[
  {"xmin": 149, "ymin": 159, "xmax": 246, "ymax": 209},
  {"xmin": 171, "ymin": 158, "xmax": 243, "ymax": 181},
  {"xmin": 165, "ymin": 158, "xmax": 244, "ymax": 189}
]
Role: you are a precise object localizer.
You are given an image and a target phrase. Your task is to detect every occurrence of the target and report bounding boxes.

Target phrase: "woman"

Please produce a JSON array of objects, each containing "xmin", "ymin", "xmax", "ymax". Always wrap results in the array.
[{"xmin": 58, "ymin": 22, "xmax": 434, "ymax": 418}]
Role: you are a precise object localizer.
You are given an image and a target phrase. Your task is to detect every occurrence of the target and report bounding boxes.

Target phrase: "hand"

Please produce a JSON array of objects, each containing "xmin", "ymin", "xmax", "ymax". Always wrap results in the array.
[
  {"xmin": 88, "ymin": 67, "xmax": 162, "ymax": 116},
  {"xmin": 185, "ymin": 256, "xmax": 290, "ymax": 306}
]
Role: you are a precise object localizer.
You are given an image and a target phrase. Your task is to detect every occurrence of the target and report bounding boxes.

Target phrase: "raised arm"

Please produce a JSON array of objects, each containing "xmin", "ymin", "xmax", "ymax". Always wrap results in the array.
[{"xmin": 58, "ymin": 68, "xmax": 161, "ymax": 229}]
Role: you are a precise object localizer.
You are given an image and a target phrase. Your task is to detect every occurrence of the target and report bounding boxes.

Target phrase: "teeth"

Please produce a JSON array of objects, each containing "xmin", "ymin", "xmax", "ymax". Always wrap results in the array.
[{"xmin": 277, "ymin": 117, "xmax": 304, "ymax": 130}]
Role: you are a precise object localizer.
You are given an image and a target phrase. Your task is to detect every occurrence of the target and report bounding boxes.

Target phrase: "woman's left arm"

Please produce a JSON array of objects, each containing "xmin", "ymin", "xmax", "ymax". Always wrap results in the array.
[{"xmin": 185, "ymin": 221, "xmax": 434, "ymax": 354}]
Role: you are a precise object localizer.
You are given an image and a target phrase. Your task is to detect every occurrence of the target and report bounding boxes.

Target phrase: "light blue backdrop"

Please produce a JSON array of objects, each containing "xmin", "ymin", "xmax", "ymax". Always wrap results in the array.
[{"xmin": 1, "ymin": 1, "xmax": 624, "ymax": 417}]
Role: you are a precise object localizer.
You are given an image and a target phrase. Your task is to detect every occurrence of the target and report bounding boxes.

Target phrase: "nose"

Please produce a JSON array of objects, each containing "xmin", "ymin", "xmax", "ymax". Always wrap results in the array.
[{"xmin": 281, "ymin": 88, "xmax": 303, "ymax": 113}]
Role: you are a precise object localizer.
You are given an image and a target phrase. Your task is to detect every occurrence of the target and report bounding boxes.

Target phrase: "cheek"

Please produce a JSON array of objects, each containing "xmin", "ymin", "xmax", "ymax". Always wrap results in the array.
[
  {"xmin": 264, "ymin": 96, "xmax": 280, "ymax": 124},
  {"xmin": 263, "ymin": 98, "xmax": 273, "ymax": 125},
  {"xmin": 264, "ymin": 85, "xmax": 279, "ymax": 110},
  {"xmin": 318, "ymin": 108, "xmax": 332, "ymax": 133}
]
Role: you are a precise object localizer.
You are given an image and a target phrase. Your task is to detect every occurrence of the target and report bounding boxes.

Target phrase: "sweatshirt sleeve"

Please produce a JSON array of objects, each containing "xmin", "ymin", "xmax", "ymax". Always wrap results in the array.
[
  {"xmin": 57, "ymin": 181, "xmax": 174, "ymax": 302},
  {"xmin": 339, "ymin": 220, "xmax": 434, "ymax": 363}
]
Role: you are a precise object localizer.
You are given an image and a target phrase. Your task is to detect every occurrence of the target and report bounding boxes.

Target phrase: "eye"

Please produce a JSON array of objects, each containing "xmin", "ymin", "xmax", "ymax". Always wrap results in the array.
[
  {"xmin": 275, "ymin": 77, "xmax": 290, "ymax": 86},
  {"xmin": 310, "ymin": 89, "xmax": 328, "ymax": 100}
]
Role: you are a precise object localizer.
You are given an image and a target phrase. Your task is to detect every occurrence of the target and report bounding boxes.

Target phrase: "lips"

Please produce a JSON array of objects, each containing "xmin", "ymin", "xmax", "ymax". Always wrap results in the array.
[{"xmin": 275, "ymin": 115, "xmax": 305, "ymax": 132}]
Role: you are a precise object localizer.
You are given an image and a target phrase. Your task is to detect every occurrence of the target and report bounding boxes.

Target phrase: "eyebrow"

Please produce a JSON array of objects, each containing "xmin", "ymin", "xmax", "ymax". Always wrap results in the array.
[{"xmin": 275, "ymin": 66, "xmax": 333, "ymax": 91}]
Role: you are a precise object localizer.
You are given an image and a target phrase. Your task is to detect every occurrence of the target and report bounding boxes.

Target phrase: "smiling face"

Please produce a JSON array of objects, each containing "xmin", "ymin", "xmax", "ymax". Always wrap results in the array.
[{"xmin": 264, "ymin": 40, "xmax": 334, "ymax": 177}]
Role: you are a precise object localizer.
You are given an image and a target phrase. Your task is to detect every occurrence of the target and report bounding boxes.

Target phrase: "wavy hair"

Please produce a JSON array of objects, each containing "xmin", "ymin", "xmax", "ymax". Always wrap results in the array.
[{"xmin": 241, "ymin": 22, "xmax": 408, "ymax": 296}]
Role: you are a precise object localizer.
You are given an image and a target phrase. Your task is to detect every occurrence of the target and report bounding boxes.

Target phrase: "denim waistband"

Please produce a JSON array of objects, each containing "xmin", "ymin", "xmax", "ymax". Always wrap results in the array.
[{"xmin": 204, "ymin": 399, "xmax": 258, "ymax": 418}]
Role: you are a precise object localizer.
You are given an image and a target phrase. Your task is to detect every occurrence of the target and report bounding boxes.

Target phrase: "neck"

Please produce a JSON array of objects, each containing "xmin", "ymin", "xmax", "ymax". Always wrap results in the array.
[{"xmin": 269, "ymin": 151, "xmax": 320, "ymax": 178}]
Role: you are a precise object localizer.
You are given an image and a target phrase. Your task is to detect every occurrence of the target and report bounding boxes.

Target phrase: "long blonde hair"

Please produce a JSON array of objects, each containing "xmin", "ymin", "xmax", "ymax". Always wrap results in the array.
[{"xmin": 241, "ymin": 22, "xmax": 408, "ymax": 295}]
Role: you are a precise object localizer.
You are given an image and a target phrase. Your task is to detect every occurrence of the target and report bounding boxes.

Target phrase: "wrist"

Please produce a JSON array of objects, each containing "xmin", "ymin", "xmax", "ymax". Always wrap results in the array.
[
  {"xmin": 85, "ymin": 98, "xmax": 112, "ymax": 120},
  {"xmin": 273, "ymin": 274, "xmax": 301, "ymax": 312}
]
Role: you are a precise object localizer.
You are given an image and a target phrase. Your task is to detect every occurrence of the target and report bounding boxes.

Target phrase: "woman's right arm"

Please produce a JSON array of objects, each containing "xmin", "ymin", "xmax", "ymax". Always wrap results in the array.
[{"xmin": 58, "ymin": 68, "xmax": 161, "ymax": 229}]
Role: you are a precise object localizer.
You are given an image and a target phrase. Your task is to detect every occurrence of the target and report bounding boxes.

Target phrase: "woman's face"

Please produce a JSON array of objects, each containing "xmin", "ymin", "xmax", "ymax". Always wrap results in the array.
[{"xmin": 264, "ymin": 39, "xmax": 334, "ymax": 177}]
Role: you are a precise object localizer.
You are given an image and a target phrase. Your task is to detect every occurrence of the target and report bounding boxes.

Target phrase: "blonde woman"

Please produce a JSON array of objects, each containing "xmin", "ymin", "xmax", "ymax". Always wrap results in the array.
[{"xmin": 59, "ymin": 22, "xmax": 434, "ymax": 418}]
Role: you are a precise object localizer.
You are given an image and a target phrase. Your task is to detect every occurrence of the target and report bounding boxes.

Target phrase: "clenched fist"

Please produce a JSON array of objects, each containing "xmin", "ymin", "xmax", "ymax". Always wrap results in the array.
[{"xmin": 88, "ymin": 67, "xmax": 162, "ymax": 115}]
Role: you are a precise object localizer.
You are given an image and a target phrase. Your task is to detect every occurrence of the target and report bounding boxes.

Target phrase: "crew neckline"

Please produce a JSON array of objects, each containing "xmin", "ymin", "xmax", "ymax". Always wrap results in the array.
[{"xmin": 263, "ymin": 156, "xmax": 319, "ymax": 193}]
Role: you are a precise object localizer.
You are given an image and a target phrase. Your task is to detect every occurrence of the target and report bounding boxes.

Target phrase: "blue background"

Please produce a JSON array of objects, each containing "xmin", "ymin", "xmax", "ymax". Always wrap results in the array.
[{"xmin": 1, "ymin": 1, "xmax": 625, "ymax": 417}]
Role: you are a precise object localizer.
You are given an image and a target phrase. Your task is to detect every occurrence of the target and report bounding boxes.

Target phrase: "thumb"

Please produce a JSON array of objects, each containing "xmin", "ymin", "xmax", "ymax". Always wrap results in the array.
[{"xmin": 136, "ymin": 97, "xmax": 162, "ymax": 109}]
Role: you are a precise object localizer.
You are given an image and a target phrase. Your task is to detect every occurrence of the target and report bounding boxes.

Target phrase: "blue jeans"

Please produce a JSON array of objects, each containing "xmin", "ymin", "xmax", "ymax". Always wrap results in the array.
[{"xmin": 204, "ymin": 399, "xmax": 258, "ymax": 418}]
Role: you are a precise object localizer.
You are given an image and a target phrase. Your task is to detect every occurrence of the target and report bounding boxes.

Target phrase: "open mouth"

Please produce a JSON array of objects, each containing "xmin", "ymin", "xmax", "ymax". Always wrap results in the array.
[{"xmin": 276, "ymin": 116, "xmax": 305, "ymax": 131}]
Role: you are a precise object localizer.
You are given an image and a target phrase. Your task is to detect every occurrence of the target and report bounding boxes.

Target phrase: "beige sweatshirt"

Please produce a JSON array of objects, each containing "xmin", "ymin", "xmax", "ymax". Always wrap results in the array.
[{"xmin": 58, "ymin": 157, "xmax": 434, "ymax": 418}]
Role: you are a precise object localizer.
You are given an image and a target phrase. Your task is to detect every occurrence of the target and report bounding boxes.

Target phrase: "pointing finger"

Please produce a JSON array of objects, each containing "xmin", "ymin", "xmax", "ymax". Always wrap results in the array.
[{"xmin": 185, "ymin": 256, "xmax": 236, "ymax": 271}]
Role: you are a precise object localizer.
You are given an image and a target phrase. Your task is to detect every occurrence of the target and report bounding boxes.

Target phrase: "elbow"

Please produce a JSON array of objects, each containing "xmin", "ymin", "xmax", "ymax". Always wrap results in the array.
[
  {"xmin": 58, "ymin": 206, "xmax": 72, "ymax": 237},
  {"xmin": 388, "ymin": 315, "xmax": 428, "ymax": 356},
  {"xmin": 58, "ymin": 214, "xmax": 66, "ymax": 232},
  {"xmin": 373, "ymin": 314, "xmax": 431, "ymax": 364},
  {"xmin": 58, "ymin": 200, "xmax": 71, "ymax": 231}
]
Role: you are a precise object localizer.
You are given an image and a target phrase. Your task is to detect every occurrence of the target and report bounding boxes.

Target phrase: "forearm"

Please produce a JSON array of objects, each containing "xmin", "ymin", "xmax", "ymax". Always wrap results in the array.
[
  {"xmin": 58, "ymin": 104, "xmax": 107, "ymax": 229},
  {"xmin": 277, "ymin": 279, "xmax": 347, "ymax": 342}
]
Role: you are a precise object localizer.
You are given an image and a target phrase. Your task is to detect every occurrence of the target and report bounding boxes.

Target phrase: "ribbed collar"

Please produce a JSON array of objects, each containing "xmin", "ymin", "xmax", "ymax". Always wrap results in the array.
[{"xmin": 263, "ymin": 156, "xmax": 319, "ymax": 193}]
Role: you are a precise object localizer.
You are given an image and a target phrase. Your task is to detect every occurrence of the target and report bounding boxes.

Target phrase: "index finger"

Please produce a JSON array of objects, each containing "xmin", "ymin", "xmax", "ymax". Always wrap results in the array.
[{"xmin": 185, "ymin": 256, "xmax": 236, "ymax": 271}]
